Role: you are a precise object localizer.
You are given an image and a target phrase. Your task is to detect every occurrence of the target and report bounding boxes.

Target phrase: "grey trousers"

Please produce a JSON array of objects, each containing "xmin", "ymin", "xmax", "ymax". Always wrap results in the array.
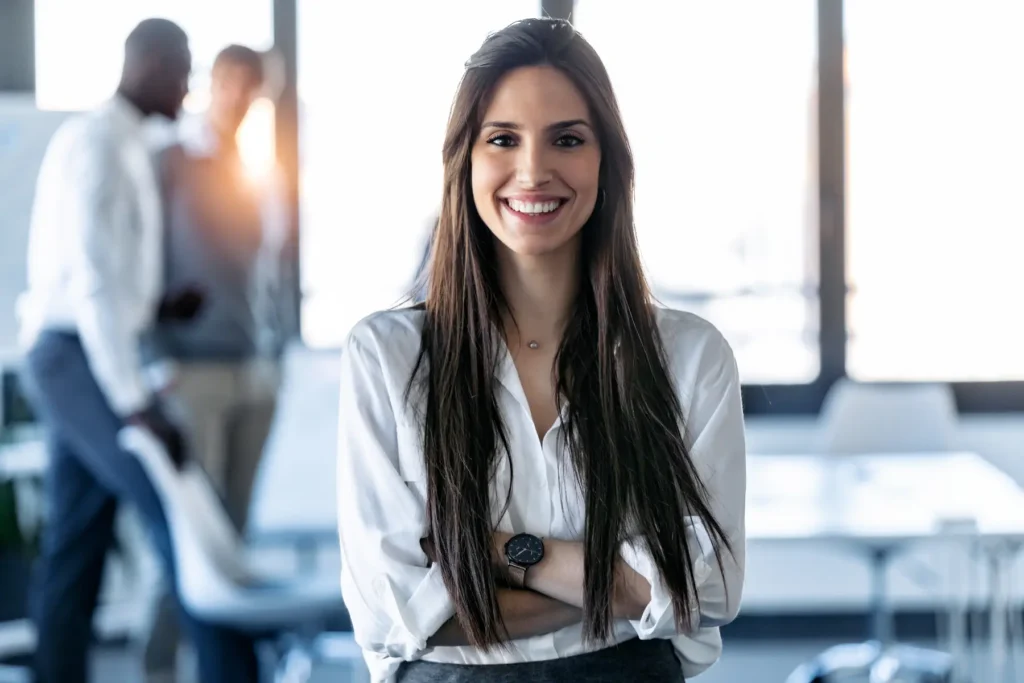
[
  {"xmin": 396, "ymin": 637, "xmax": 684, "ymax": 682},
  {"xmin": 143, "ymin": 359, "xmax": 279, "ymax": 682}
]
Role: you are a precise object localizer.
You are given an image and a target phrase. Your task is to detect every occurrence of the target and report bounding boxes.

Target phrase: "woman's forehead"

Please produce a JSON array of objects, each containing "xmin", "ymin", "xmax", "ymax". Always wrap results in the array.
[{"xmin": 481, "ymin": 66, "xmax": 591, "ymax": 128}]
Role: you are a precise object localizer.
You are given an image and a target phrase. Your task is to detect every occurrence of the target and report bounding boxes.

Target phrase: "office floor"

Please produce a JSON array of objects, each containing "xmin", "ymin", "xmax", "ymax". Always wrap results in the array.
[{"xmin": 83, "ymin": 639, "xmax": 1016, "ymax": 683}]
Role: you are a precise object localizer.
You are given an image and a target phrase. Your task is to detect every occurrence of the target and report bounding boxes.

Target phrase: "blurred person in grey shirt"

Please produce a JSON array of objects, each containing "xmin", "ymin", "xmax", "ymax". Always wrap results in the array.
[{"xmin": 143, "ymin": 44, "xmax": 290, "ymax": 683}]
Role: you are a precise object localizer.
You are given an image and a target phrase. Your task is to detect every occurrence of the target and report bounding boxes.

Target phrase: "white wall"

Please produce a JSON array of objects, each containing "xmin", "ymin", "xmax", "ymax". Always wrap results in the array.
[{"xmin": 0, "ymin": 95, "xmax": 69, "ymax": 358}]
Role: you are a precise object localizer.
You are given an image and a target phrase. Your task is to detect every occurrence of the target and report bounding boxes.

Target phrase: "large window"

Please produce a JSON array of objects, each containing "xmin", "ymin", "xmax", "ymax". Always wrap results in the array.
[
  {"xmin": 845, "ymin": 0, "xmax": 1024, "ymax": 382},
  {"xmin": 286, "ymin": 0, "xmax": 1022, "ymax": 411},
  {"xmin": 298, "ymin": 1, "xmax": 541, "ymax": 347},
  {"xmin": 34, "ymin": 0, "xmax": 274, "ymax": 112},
  {"xmin": 572, "ymin": 0, "xmax": 820, "ymax": 385}
]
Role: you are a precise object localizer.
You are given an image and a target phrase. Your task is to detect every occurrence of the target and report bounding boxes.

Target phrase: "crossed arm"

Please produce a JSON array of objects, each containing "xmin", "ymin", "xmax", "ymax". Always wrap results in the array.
[{"xmin": 423, "ymin": 532, "xmax": 652, "ymax": 647}]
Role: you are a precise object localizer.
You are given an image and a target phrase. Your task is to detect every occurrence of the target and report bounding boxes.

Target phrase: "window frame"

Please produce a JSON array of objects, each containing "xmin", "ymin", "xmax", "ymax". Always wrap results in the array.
[{"xmin": 276, "ymin": 0, "xmax": 1024, "ymax": 414}]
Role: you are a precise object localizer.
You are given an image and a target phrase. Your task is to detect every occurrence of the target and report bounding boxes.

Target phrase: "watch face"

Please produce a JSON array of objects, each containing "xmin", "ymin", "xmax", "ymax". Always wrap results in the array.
[{"xmin": 505, "ymin": 533, "xmax": 544, "ymax": 567}]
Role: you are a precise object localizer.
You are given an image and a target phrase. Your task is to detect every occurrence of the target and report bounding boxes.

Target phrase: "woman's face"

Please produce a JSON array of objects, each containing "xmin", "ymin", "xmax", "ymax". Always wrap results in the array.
[{"xmin": 471, "ymin": 65, "xmax": 601, "ymax": 259}]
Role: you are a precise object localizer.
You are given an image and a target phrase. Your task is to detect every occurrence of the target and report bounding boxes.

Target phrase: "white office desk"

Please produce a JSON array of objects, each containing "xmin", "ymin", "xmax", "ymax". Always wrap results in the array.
[
  {"xmin": 748, "ymin": 452, "xmax": 1024, "ymax": 682},
  {"xmin": 747, "ymin": 451, "xmax": 1024, "ymax": 544}
]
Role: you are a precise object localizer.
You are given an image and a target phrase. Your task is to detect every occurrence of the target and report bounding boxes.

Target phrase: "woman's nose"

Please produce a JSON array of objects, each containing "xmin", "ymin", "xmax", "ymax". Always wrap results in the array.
[{"xmin": 515, "ymin": 141, "xmax": 553, "ymax": 188}]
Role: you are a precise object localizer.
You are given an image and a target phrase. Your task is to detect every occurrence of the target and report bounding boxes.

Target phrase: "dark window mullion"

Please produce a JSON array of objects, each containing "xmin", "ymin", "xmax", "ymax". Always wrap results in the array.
[
  {"xmin": 273, "ymin": 0, "xmax": 302, "ymax": 343},
  {"xmin": 741, "ymin": 0, "xmax": 847, "ymax": 415},
  {"xmin": 0, "ymin": 0, "xmax": 35, "ymax": 93},
  {"xmin": 816, "ymin": 0, "xmax": 847, "ymax": 391}
]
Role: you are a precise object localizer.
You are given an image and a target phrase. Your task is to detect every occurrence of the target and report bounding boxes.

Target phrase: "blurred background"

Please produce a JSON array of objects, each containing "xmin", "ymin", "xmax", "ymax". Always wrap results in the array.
[{"xmin": 1, "ymin": 0, "xmax": 1023, "ymax": 682}]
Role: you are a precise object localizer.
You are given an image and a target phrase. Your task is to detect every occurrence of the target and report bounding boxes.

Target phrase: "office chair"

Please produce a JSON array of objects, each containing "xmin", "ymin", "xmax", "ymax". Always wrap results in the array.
[
  {"xmin": 119, "ymin": 426, "xmax": 349, "ymax": 683},
  {"xmin": 815, "ymin": 379, "xmax": 958, "ymax": 454},
  {"xmin": 785, "ymin": 641, "xmax": 954, "ymax": 683}
]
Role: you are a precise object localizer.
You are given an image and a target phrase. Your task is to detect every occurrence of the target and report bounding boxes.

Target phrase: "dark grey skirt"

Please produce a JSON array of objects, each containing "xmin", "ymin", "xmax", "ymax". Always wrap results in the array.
[{"xmin": 396, "ymin": 637, "xmax": 684, "ymax": 682}]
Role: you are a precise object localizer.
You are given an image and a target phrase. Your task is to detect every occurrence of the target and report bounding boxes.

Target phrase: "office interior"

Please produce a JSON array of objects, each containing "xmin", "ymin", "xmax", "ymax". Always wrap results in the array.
[{"xmin": 1, "ymin": 0, "xmax": 1023, "ymax": 681}]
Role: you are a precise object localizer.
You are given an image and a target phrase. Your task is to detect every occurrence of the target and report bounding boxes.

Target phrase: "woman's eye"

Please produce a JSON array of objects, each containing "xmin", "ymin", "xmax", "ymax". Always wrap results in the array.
[
  {"xmin": 487, "ymin": 134, "xmax": 516, "ymax": 147},
  {"xmin": 555, "ymin": 133, "xmax": 585, "ymax": 148}
]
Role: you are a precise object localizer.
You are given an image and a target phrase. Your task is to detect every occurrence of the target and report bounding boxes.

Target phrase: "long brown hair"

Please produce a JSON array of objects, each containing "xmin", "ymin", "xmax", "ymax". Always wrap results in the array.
[{"xmin": 410, "ymin": 17, "xmax": 732, "ymax": 648}]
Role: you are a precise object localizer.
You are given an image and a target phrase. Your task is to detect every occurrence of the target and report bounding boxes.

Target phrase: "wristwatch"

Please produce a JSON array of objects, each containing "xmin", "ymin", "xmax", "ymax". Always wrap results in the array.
[{"xmin": 504, "ymin": 533, "xmax": 545, "ymax": 588}]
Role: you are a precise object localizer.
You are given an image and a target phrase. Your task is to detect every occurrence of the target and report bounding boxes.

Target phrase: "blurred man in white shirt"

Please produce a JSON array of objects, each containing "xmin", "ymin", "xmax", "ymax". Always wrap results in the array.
[
  {"xmin": 18, "ymin": 19, "xmax": 259, "ymax": 683},
  {"xmin": 142, "ymin": 44, "xmax": 288, "ymax": 683}
]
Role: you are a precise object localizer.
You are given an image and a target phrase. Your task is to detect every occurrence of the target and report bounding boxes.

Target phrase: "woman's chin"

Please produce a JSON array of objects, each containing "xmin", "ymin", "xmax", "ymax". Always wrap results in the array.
[
  {"xmin": 499, "ymin": 226, "xmax": 581, "ymax": 259},
  {"xmin": 504, "ymin": 237, "xmax": 569, "ymax": 260}
]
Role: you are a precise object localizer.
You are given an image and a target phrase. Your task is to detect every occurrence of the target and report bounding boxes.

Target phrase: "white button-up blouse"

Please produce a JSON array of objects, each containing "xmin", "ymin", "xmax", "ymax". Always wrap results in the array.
[{"xmin": 336, "ymin": 306, "xmax": 746, "ymax": 682}]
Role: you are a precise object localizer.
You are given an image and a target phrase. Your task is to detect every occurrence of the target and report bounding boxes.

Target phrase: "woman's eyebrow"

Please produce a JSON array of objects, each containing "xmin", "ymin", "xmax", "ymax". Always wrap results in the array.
[{"xmin": 480, "ymin": 119, "xmax": 592, "ymax": 131}]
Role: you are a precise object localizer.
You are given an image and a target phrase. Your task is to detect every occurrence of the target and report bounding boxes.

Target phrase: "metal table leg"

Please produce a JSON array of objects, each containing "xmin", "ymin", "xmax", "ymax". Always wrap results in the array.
[
  {"xmin": 869, "ymin": 545, "xmax": 895, "ymax": 645},
  {"xmin": 989, "ymin": 541, "xmax": 1010, "ymax": 683}
]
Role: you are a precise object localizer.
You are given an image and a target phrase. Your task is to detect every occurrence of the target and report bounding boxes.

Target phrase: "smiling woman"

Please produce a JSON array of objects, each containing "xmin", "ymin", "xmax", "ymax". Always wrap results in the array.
[
  {"xmin": 472, "ymin": 68, "xmax": 601, "ymax": 260},
  {"xmin": 335, "ymin": 18, "xmax": 746, "ymax": 683}
]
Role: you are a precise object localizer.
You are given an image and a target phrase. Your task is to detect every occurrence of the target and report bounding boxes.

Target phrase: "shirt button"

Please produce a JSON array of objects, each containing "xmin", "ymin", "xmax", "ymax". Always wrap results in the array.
[{"xmin": 373, "ymin": 574, "xmax": 387, "ymax": 597}]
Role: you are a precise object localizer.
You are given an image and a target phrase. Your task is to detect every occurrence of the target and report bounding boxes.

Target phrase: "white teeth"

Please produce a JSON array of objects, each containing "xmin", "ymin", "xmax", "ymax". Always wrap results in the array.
[{"xmin": 507, "ymin": 198, "xmax": 562, "ymax": 215}]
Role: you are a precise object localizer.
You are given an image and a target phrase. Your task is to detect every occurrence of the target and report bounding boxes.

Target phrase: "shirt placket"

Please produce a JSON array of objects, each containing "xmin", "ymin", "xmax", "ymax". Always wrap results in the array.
[{"xmin": 494, "ymin": 345, "xmax": 567, "ymax": 660}]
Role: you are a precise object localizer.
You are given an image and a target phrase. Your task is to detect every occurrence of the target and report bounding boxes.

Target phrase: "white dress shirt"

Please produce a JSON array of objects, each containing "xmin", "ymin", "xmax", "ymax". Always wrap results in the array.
[
  {"xmin": 336, "ymin": 306, "xmax": 747, "ymax": 683},
  {"xmin": 19, "ymin": 95, "xmax": 163, "ymax": 416}
]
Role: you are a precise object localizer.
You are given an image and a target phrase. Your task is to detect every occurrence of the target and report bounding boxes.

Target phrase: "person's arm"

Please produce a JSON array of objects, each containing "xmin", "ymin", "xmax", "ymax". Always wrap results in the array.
[
  {"xmin": 490, "ymin": 533, "xmax": 651, "ymax": 621},
  {"xmin": 428, "ymin": 589, "xmax": 581, "ymax": 647},
  {"xmin": 502, "ymin": 331, "xmax": 746, "ymax": 642},
  {"xmin": 416, "ymin": 537, "xmax": 581, "ymax": 647},
  {"xmin": 66, "ymin": 132, "xmax": 153, "ymax": 416}
]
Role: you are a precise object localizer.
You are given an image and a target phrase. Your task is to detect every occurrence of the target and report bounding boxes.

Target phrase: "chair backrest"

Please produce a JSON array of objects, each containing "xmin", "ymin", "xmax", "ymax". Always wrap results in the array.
[
  {"xmin": 247, "ymin": 342, "xmax": 341, "ymax": 536},
  {"xmin": 815, "ymin": 379, "xmax": 959, "ymax": 454},
  {"xmin": 118, "ymin": 426, "xmax": 253, "ymax": 616}
]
